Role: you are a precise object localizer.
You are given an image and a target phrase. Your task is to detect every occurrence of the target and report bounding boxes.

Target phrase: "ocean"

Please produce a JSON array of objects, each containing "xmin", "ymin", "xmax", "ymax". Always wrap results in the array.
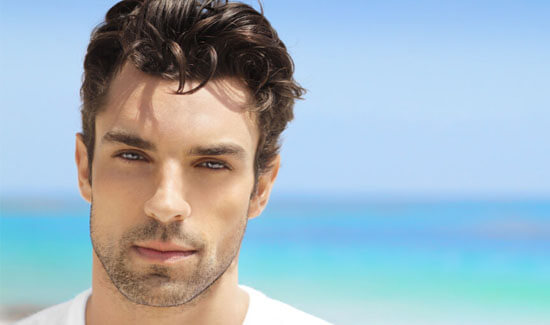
[{"xmin": 1, "ymin": 196, "xmax": 549, "ymax": 324}]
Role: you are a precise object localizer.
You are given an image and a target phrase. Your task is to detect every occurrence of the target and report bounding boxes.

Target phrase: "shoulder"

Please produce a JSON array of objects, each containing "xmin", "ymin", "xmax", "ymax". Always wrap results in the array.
[
  {"xmin": 240, "ymin": 285, "xmax": 332, "ymax": 325},
  {"xmin": 13, "ymin": 289, "xmax": 91, "ymax": 325}
]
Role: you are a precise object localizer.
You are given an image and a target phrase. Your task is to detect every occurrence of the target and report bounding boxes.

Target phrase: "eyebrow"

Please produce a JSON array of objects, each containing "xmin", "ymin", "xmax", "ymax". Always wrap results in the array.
[
  {"xmin": 102, "ymin": 130, "xmax": 246, "ymax": 159},
  {"xmin": 102, "ymin": 131, "xmax": 156, "ymax": 151},
  {"xmin": 188, "ymin": 144, "xmax": 246, "ymax": 160}
]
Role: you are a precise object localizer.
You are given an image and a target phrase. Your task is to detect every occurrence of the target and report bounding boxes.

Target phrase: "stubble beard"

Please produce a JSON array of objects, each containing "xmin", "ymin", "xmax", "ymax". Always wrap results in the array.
[{"xmin": 89, "ymin": 203, "xmax": 248, "ymax": 307}]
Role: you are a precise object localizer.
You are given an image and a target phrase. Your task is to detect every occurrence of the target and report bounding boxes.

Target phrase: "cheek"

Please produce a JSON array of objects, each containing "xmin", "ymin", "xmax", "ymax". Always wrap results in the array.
[
  {"xmin": 91, "ymin": 161, "xmax": 153, "ymax": 238},
  {"xmin": 191, "ymin": 171, "xmax": 253, "ymax": 216},
  {"xmin": 189, "ymin": 176, "xmax": 252, "ymax": 250}
]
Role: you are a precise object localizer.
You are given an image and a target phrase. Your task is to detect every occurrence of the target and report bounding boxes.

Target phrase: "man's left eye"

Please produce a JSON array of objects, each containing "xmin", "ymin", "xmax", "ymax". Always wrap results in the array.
[{"xmin": 198, "ymin": 161, "xmax": 228, "ymax": 170}]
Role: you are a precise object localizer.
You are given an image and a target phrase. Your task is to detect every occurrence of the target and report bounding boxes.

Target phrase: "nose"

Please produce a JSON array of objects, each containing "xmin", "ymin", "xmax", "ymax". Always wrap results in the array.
[{"xmin": 143, "ymin": 161, "xmax": 191, "ymax": 223}]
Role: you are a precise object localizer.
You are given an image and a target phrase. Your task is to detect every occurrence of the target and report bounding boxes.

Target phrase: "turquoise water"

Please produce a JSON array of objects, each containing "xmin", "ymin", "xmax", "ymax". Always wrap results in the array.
[{"xmin": 1, "ymin": 197, "xmax": 549, "ymax": 324}]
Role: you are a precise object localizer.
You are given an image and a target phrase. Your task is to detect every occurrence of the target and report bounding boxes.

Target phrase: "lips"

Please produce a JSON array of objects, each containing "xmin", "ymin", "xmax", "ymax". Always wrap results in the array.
[{"xmin": 133, "ymin": 241, "xmax": 197, "ymax": 263}]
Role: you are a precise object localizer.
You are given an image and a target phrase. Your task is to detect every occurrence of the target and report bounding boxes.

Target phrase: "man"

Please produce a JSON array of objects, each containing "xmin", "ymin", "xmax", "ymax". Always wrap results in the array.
[{"xmin": 16, "ymin": 0, "xmax": 331, "ymax": 324}]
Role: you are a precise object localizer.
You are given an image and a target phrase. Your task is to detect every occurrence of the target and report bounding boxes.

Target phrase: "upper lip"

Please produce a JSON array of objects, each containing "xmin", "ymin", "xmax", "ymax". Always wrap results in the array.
[{"xmin": 134, "ymin": 241, "xmax": 196, "ymax": 252}]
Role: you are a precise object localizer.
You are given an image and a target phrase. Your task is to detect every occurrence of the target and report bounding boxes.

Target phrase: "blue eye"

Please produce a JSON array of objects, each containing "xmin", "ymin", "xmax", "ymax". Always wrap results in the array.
[
  {"xmin": 118, "ymin": 151, "xmax": 146, "ymax": 162},
  {"xmin": 199, "ymin": 161, "xmax": 227, "ymax": 170}
]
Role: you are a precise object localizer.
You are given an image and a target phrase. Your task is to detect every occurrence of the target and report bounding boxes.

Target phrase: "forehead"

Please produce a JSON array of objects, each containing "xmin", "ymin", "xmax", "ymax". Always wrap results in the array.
[{"xmin": 95, "ymin": 64, "xmax": 258, "ymax": 153}]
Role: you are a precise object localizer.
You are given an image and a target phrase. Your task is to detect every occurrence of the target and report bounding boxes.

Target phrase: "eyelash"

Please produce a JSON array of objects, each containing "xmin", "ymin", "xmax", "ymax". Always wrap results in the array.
[
  {"xmin": 197, "ymin": 161, "xmax": 228, "ymax": 170},
  {"xmin": 115, "ymin": 151, "xmax": 229, "ymax": 170},
  {"xmin": 117, "ymin": 151, "xmax": 147, "ymax": 162}
]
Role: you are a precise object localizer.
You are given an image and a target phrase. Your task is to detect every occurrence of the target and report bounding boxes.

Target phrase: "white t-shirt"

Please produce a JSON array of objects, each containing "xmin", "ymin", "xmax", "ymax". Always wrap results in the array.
[{"xmin": 14, "ymin": 285, "xmax": 332, "ymax": 325}]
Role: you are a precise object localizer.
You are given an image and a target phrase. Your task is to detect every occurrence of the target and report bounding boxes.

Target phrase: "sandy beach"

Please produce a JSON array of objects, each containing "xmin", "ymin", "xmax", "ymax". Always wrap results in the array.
[{"xmin": 0, "ymin": 305, "xmax": 44, "ymax": 324}]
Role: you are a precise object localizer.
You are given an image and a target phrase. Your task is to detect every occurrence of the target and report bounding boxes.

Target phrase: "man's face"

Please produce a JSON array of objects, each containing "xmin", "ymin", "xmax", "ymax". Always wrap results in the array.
[{"xmin": 75, "ymin": 64, "xmax": 272, "ymax": 307}]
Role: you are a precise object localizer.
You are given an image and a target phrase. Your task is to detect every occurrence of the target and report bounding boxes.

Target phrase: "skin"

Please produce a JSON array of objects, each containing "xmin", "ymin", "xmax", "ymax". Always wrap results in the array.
[{"xmin": 75, "ymin": 63, "xmax": 280, "ymax": 325}]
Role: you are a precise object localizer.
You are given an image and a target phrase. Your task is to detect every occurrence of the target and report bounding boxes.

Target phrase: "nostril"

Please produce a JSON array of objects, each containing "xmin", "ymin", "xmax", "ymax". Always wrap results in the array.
[{"xmin": 144, "ymin": 194, "xmax": 192, "ymax": 223}]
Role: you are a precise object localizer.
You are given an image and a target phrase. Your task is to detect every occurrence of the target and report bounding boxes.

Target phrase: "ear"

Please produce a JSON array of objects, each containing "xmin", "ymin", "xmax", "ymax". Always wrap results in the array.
[
  {"xmin": 248, "ymin": 155, "xmax": 280, "ymax": 219},
  {"xmin": 75, "ymin": 133, "xmax": 92, "ymax": 203}
]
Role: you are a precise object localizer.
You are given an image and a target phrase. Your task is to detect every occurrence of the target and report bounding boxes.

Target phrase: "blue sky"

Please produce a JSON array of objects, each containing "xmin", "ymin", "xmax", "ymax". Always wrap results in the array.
[{"xmin": 1, "ymin": 0, "xmax": 549, "ymax": 198}]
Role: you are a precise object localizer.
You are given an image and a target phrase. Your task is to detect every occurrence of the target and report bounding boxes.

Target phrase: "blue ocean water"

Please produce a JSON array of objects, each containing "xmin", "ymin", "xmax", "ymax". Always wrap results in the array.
[{"xmin": 1, "ymin": 197, "xmax": 549, "ymax": 325}]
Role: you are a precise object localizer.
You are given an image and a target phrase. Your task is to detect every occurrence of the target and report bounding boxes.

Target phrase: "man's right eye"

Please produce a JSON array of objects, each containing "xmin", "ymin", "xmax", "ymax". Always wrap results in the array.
[{"xmin": 116, "ymin": 151, "xmax": 147, "ymax": 162}]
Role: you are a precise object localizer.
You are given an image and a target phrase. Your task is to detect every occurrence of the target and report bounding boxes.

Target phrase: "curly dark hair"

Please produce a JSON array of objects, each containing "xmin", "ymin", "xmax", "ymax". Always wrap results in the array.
[{"xmin": 80, "ymin": 0, "xmax": 304, "ymax": 186}]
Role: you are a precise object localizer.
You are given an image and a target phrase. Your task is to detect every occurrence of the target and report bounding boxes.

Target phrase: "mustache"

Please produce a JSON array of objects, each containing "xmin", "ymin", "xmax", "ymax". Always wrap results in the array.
[{"xmin": 121, "ymin": 218, "xmax": 204, "ymax": 249}]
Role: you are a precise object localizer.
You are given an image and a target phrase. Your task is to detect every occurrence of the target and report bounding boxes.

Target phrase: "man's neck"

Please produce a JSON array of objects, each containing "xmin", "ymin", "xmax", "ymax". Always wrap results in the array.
[{"xmin": 86, "ymin": 255, "xmax": 249, "ymax": 325}]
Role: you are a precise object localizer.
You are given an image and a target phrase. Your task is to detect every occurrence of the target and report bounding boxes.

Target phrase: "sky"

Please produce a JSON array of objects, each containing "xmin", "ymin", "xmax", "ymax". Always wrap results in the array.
[{"xmin": 1, "ymin": 0, "xmax": 549, "ymax": 199}]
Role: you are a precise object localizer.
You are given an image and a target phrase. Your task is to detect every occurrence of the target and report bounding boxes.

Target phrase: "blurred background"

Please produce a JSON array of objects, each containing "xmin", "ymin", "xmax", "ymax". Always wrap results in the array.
[{"xmin": 1, "ymin": 0, "xmax": 549, "ymax": 324}]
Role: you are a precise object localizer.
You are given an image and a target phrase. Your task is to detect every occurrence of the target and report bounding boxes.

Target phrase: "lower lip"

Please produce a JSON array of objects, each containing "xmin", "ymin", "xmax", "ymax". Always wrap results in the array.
[{"xmin": 133, "ymin": 246, "xmax": 196, "ymax": 263}]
